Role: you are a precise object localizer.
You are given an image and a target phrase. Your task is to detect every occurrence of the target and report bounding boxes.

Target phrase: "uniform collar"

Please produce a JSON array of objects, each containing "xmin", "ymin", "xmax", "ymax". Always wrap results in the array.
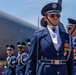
[
  {"xmin": 47, "ymin": 25, "xmax": 59, "ymax": 34},
  {"xmin": 8, "ymin": 54, "xmax": 13, "ymax": 57},
  {"xmin": 47, "ymin": 25, "xmax": 59, "ymax": 31},
  {"xmin": 47, "ymin": 25, "xmax": 58, "ymax": 28},
  {"xmin": 39, "ymin": 27, "xmax": 60, "ymax": 38},
  {"xmin": 18, "ymin": 51, "xmax": 25, "ymax": 54}
]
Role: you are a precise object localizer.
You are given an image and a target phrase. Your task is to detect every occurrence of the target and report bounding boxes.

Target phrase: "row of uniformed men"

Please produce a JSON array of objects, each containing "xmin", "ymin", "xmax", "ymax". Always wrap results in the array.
[
  {"xmin": 5, "ymin": 14, "xmax": 76, "ymax": 75},
  {"xmin": 5, "ymin": 2, "xmax": 76, "ymax": 74},
  {"xmin": 5, "ymin": 40, "xmax": 30, "ymax": 75}
]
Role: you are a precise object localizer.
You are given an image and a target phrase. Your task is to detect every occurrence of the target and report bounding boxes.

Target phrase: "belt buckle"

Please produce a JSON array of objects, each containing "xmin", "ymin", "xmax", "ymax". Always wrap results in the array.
[{"xmin": 54, "ymin": 60, "xmax": 60, "ymax": 65}]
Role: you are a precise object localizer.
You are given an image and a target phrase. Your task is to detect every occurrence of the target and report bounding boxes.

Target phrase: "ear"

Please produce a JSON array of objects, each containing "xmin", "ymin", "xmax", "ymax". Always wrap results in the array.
[{"xmin": 44, "ymin": 16, "xmax": 47, "ymax": 21}]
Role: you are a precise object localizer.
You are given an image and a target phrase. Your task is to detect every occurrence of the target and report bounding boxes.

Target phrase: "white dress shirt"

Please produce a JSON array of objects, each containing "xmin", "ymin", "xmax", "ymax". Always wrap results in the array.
[{"xmin": 47, "ymin": 25, "xmax": 62, "ymax": 51}]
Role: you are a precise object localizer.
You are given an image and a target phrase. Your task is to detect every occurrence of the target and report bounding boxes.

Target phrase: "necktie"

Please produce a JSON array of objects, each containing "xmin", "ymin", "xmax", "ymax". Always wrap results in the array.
[{"xmin": 52, "ymin": 27, "xmax": 56, "ymax": 32}]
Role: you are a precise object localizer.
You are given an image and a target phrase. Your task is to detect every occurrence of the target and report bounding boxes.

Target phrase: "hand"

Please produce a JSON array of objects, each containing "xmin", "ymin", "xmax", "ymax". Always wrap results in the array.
[
  {"xmin": 8, "ymin": 61, "xmax": 10, "ymax": 67},
  {"xmin": 18, "ymin": 58, "xmax": 21, "ymax": 64}
]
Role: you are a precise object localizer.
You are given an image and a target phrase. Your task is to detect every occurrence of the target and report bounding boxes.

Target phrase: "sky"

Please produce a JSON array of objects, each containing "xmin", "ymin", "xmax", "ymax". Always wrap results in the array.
[{"xmin": 0, "ymin": 0, "xmax": 76, "ymax": 30}]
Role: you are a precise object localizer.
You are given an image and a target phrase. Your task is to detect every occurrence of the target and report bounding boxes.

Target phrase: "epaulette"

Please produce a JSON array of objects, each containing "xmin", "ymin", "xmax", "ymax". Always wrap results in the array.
[
  {"xmin": 33, "ymin": 29, "xmax": 47, "ymax": 39},
  {"xmin": 34, "ymin": 29, "xmax": 44, "ymax": 34}
]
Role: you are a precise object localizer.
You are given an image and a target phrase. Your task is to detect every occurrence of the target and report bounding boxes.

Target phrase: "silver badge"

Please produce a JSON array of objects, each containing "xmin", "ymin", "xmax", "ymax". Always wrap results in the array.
[{"xmin": 52, "ymin": 3, "xmax": 57, "ymax": 9}]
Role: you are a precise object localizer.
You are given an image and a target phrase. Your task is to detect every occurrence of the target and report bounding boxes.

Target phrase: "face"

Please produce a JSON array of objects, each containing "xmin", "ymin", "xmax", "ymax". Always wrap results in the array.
[
  {"xmin": 7, "ymin": 49, "xmax": 14, "ymax": 55},
  {"xmin": 17, "ymin": 46, "xmax": 25, "ymax": 52},
  {"xmin": 44, "ymin": 13, "xmax": 60, "ymax": 26},
  {"xmin": 67, "ymin": 25, "xmax": 76, "ymax": 36},
  {"xmin": 27, "ymin": 44, "xmax": 30, "ymax": 50}
]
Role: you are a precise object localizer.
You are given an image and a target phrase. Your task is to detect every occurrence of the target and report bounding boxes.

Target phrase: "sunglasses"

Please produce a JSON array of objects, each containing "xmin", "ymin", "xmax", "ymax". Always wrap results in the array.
[
  {"xmin": 67, "ymin": 25, "xmax": 72, "ymax": 30},
  {"xmin": 67, "ymin": 27, "xmax": 72, "ymax": 30},
  {"xmin": 7, "ymin": 49, "xmax": 12, "ymax": 51},
  {"xmin": 18, "ymin": 47, "xmax": 24, "ymax": 48},
  {"xmin": 49, "ymin": 14, "xmax": 60, "ymax": 18}
]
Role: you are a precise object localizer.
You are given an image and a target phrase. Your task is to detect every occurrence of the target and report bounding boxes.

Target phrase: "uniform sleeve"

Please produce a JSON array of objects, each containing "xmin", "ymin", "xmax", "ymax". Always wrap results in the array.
[
  {"xmin": 11, "ymin": 56, "xmax": 16, "ymax": 68},
  {"xmin": 25, "ymin": 34, "xmax": 38, "ymax": 75},
  {"xmin": 21, "ymin": 53, "xmax": 28, "ymax": 65}
]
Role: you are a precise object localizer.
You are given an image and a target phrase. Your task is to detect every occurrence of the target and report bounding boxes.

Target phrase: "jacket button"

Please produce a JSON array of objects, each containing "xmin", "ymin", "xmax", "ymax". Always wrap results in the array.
[
  {"xmin": 57, "ymin": 53, "xmax": 59, "ymax": 55},
  {"xmin": 57, "ymin": 71, "xmax": 60, "ymax": 74}
]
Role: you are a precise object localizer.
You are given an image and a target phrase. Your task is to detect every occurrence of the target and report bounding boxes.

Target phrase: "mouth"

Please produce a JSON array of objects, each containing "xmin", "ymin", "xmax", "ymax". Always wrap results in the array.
[
  {"xmin": 53, "ymin": 20, "xmax": 58, "ymax": 23},
  {"xmin": 53, "ymin": 19, "xmax": 58, "ymax": 21}
]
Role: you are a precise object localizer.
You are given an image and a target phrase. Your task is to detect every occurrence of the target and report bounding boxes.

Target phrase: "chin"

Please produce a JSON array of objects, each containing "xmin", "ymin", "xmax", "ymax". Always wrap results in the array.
[{"xmin": 53, "ymin": 22, "xmax": 58, "ymax": 26}]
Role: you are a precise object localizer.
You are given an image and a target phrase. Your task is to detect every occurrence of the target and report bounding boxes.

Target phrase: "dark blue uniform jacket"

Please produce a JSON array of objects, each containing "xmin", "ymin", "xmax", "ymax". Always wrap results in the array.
[
  {"xmin": 16, "ymin": 52, "xmax": 27, "ymax": 75},
  {"xmin": 6, "ymin": 54, "xmax": 16, "ymax": 75},
  {"xmin": 25, "ymin": 28, "xmax": 74, "ymax": 75}
]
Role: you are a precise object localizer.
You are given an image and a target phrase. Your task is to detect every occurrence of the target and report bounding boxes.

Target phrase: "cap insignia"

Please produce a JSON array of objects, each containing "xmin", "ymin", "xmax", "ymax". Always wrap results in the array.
[{"xmin": 52, "ymin": 3, "xmax": 57, "ymax": 9}]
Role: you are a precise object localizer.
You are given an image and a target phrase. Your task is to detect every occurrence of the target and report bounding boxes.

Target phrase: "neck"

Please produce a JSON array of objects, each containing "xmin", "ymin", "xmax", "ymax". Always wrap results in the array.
[
  {"xmin": 48, "ymin": 23, "xmax": 58, "ymax": 26},
  {"xmin": 72, "ymin": 34, "xmax": 76, "ymax": 37},
  {"xmin": 71, "ymin": 31, "xmax": 76, "ymax": 37}
]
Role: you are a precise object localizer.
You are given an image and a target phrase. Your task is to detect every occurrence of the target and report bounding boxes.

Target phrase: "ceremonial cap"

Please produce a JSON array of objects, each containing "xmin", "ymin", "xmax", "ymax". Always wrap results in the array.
[
  {"xmin": 17, "ymin": 42, "xmax": 26, "ymax": 47},
  {"xmin": 67, "ymin": 18, "xmax": 76, "ymax": 26},
  {"xmin": 6, "ymin": 45, "xmax": 15, "ymax": 50},
  {"xmin": 41, "ymin": 2, "xmax": 62, "ymax": 16}
]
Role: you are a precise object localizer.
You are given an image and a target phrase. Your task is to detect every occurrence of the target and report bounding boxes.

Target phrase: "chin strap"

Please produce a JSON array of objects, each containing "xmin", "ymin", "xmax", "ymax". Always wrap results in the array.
[{"xmin": 70, "ymin": 26, "xmax": 76, "ymax": 35}]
